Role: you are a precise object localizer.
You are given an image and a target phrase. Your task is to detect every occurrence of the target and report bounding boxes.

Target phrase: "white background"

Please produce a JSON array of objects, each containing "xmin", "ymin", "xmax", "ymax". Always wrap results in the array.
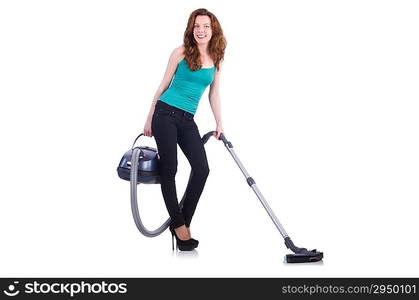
[{"xmin": 1, "ymin": 0, "xmax": 418, "ymax": 277}]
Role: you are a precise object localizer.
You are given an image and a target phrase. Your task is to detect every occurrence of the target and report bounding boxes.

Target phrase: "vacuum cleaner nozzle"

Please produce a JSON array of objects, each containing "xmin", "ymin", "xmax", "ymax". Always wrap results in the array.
[
  {"xmin": 284, "ymin": 237, "xmax": 323, "ymax": 263},
  {"xmin": 286, "ymin": 249, "xmax": 323, "ymax": 263}
]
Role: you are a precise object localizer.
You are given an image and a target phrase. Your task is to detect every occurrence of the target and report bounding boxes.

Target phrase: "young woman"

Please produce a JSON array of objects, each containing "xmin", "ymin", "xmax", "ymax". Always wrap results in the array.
[{"xmin": 143, "ymin": 8, "xmax": 227, "ymax": 251}]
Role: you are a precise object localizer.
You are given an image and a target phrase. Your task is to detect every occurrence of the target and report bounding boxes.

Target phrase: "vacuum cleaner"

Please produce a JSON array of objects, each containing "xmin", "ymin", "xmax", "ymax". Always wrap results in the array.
[{"xmin": 117, "ymin": 132, "xmax": 323, "ymax": 263}]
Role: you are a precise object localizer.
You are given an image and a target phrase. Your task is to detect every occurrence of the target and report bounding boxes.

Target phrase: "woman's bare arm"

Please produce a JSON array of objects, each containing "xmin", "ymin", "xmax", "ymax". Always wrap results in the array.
[
  {"xmin": 146, "ymin": 46, "xmax": 184, "ymax": 121},
  {"xmin": 208, "ymin": 62, "xmax": 223, "ymax": 138}
]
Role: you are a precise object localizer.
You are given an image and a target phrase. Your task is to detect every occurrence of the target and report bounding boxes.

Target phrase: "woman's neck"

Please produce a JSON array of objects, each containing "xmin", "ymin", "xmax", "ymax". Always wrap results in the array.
[{"xmin": 197, "ymin": 43, "xmax": 209, "ymax": 56}]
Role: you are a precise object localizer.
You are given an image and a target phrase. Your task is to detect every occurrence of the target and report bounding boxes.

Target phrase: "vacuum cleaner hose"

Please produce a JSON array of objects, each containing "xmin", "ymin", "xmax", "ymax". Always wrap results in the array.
[{"xmin": 130, "ymin": 147, "xmax": 170, "ymax": 237}]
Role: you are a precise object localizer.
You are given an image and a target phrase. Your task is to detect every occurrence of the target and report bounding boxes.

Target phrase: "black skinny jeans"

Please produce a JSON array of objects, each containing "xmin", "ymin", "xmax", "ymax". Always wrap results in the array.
[{"xmin": 151, "ymin": 100, "xmax": 210, "ymax": 230}]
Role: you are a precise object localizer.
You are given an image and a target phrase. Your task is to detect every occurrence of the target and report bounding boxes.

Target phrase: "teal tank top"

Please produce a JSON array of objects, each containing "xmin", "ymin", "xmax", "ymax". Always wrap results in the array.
[{"xmin": 159, "ymin": 58, "xmax": 216, "ymax": 115}]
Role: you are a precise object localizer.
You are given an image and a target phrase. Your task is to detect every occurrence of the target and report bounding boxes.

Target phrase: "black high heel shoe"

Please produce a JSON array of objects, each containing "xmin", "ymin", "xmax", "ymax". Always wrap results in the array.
[
  {"xmin": 169, "ymin": 227, "xmax": 198, "ymax": 251},
  {"xmin": 186, "ymin": 227, "xmax": 199, "ymax": 247}
]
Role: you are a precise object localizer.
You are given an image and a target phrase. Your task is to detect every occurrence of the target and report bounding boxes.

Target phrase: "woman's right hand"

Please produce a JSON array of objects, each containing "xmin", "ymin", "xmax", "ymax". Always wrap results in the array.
[{"xmin": 143, "ymin": 118, "xmax": 153, "ymax": 137}]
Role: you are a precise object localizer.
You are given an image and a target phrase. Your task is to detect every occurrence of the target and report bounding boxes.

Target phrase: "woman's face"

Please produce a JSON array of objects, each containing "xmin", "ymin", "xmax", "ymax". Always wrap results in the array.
[{"xmin": 193, "ymin": 15, "xmax": 212, "ymax": 45}]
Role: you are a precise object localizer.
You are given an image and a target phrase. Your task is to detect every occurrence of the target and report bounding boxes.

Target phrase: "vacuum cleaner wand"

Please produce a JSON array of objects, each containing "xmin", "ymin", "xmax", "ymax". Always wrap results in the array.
[{"xmin": 203, "ymin": 131, "xmax": 323, "ymax": 263}]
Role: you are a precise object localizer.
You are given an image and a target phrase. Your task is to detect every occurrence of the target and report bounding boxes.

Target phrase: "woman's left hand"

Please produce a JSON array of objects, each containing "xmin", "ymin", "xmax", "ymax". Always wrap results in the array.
[{"xmin": 213, "ymin": 125, "xmax": 224, "ymax": 140}]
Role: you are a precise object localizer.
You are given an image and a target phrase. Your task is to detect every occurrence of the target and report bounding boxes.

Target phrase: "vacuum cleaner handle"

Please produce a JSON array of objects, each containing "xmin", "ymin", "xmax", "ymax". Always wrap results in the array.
[
  {"xmin": 131, "ymin": 133, "xmax": 144, "ymax": 149},
  {"xmin": 131, "ymin": 134, "xmax": 147, "ymax": 158},
  {"xmin": 201, "ymin": 131, "xmax": 215, "ymax": 144},
  {"xmin": 202, "ymin": 131, "xmax": 230, "ymax": 147}
]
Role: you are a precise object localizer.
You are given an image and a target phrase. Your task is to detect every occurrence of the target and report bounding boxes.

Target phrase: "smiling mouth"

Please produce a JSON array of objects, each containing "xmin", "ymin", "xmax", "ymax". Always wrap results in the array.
[{"xmin": 196, "ymin": 34, "xmax": 206, "ymax": 39}]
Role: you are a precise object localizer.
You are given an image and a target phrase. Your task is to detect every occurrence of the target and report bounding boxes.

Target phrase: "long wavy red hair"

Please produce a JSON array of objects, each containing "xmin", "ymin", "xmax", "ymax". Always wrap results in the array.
[{"xmin": 183, "ymin": 8, "xmax": 227, "ymax": 71}]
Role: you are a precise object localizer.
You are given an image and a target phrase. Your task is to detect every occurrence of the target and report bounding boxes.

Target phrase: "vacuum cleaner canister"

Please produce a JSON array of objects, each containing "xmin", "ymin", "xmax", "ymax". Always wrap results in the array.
[{"xmin": 117, "ymin": 146, "xmax": 160, "ymax": 184}]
